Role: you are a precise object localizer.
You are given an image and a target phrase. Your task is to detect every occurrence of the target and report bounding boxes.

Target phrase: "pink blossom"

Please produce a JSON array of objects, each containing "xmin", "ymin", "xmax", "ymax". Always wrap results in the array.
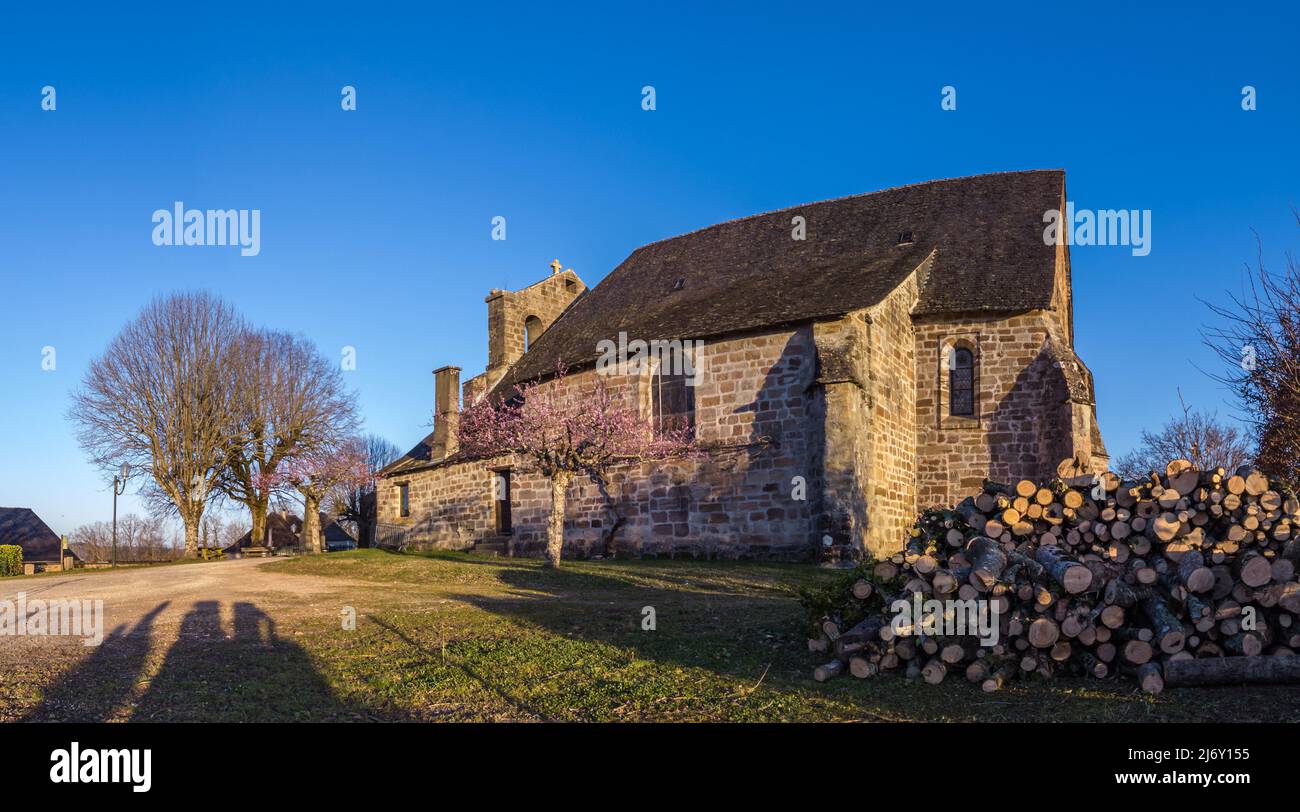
[
  {"xmin": 458, "ymin": 364, "xmax": 696, "ymax": 476},
  {"xmin": 253, "ymin": 437, "xmax": 372, "ymax": 493}
]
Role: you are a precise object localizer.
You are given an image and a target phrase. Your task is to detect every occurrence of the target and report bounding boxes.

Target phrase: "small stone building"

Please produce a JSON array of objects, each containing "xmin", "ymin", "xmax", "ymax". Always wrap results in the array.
[{"xmin": 378, "ymin": 170, "xmax": 1107, "ymax": 560}]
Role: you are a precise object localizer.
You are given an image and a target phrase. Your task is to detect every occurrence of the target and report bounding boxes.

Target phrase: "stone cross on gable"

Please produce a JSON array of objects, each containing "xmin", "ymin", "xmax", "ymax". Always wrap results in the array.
[{"xmin": 550, "ymin": 259, "xmax": 562, "ymax": 274}]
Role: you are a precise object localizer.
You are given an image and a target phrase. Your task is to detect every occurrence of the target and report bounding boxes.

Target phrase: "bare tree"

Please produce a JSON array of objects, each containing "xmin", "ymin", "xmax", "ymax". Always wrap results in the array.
[
  {"xmin": 69, "ymin": 292, "xmax": 241, "ymax": 557},
  {"xmin": 70, "ymin": 515, "xmax": 182, "ymax": 563},
  {"xmin": 218, "ymin": 518, "xmax": 250, "ymax": 549},
  {"xmin": 1113, "ymin": 391, "xmax": 1254, "ymax": 479},
  {"xmin": 217, "ymin": 329, "xmax": 359, "ymax": 548},
  {"xmin": 330, "ymin": 433, "xmax": 401, "ymax": 547},
  {"xmin": 1203, "ymin": 212, "xmax": 1300, "ymax": 485},
  {"xmin": 198, "ymin": 513, "xmax": 249, "ymax": 553}
]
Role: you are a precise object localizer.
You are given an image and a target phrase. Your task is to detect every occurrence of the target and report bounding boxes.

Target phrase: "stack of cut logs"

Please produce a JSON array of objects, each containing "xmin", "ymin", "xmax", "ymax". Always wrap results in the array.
[{"xmin": 808, "ymin": 460, "xmax": 1300, "ymax": 694}]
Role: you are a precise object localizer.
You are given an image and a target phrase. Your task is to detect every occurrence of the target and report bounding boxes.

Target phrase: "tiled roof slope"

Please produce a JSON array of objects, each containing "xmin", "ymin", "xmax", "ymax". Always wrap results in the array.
[{"xmin": 501, "ymin": 170, "xmax": 1064, "ymax": 390}]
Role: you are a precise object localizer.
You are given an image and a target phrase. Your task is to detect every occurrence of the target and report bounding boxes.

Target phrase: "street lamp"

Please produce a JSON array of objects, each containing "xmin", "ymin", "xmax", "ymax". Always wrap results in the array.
[{"xmin": 112, "ymin": 462, "xmax": 130, "ymax": 567}]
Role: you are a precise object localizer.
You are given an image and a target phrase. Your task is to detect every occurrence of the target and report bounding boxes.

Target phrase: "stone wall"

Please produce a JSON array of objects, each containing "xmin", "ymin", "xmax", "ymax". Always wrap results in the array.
[
  {"xmin": 861, "ymin": 272, "xmax": 919, "ymax": 554},
  {"xmin": 809, "ymin": 272, "xmax": 920, "ymax": 559},
  {"xmin": 912, "ymin": 310, "xmax": 1098, "ymax": 509},
  {"xmin": 378, "ymin": 326, "xmax": 821, "ymax": 559},
  {"xmin": 380, "ymin": 268, "xmax": 1104, "ymax": 561},
  {"xmin": 376, "ymin": 456, "xmax": 499, "ymax": 551}
]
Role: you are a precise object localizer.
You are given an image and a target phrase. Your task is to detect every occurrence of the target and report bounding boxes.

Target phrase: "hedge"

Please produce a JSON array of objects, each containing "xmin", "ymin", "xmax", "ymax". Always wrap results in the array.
[{"xmin": 0, "ymin": 545, "xmax": 22, "ymax": 577}]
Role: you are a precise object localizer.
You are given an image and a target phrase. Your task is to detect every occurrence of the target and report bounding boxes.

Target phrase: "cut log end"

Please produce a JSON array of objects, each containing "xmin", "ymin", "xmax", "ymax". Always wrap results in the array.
[{"xmin": 1138, "ymin": 662, "xmax": 1165, "ymax": 695}]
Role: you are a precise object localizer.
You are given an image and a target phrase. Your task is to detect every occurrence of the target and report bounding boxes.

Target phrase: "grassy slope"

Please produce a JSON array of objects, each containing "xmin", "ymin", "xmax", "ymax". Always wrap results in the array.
[{"xmin": 252, "ymin": 550, "xmax": 1300, "ymax": 722}]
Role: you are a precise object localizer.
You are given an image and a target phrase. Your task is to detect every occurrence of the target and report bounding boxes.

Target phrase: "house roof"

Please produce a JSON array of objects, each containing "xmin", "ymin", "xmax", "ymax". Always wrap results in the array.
[
  {"xmin": 498, "ymin": 170, "xmax": 1065, "ymax": 392},
  {"xmin": 323, "ymin": 518, "xmax": 356, "ymax": 544},
  {"xmin": 381, "ymin": 431, "xmax": 438, "ymax": 477},
  {"xmin": 224, "ymin": 512, "xmax": 303, "ymax": 551},
  {"xmin": 223, "ymin": 512, "xmax": 357, "ymax": 551},
  {"xmin": 0, "ymin": 507, "xmax": 73, "ymax": 563}
]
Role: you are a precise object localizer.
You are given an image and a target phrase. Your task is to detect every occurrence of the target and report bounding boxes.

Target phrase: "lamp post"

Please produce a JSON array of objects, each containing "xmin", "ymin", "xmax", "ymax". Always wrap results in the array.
[{"xmin": 112, "ymin": 462, "xmax": 130, "ymax": 567}]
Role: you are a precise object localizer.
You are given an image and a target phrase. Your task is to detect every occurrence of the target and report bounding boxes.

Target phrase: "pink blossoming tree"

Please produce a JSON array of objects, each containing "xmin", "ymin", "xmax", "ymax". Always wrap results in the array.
[
  {"xmin": 253, "ymin": 437, "xmax": 371, "ymax": 553},
  {"xmin": 458, "ymin": 366, "xmax": 696, "ymax": 567}
]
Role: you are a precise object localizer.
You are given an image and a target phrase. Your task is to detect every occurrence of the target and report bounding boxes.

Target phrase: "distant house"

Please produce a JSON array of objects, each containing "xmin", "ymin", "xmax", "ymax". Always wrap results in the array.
[
  {"xmin": 222, "ymin": 511, "xmax": 358, "ymax": 555},
  {"xmin": 223, "ymin": 511, "xmax": 304, "ymax": 555},
  {"xmin": 323, "ymin": 519, "xmax": 358, "ymax": 552},
  {"xmin": 0, "ymin": 507, "xmax": 79, "ymax": 572}
]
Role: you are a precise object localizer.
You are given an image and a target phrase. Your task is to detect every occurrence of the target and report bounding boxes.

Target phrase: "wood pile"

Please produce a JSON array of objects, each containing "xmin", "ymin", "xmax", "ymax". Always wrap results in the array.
[{"xmin": 805, "ymin": 460, "xmax": 1300, "ymax": 694}]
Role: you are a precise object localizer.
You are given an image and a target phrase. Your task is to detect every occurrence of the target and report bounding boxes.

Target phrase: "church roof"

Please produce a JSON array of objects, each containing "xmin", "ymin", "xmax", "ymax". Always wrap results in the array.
[{"xmin": 499, "ymin": 170, "xmax": 1065, "ymax": 392}]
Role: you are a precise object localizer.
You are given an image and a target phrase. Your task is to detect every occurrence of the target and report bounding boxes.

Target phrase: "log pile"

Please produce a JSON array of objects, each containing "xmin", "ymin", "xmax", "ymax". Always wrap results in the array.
[{"xmin": 805, "ymin": 460, "xmax": 1300, "ymax": 694}]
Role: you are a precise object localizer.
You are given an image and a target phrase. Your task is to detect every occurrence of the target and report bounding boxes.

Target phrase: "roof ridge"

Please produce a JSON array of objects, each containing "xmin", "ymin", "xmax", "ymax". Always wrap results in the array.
[
  {"xmin": 476, "ymin": 169, "xmax": 1065, "ymax": 402},
  {"xmin": 628, "ymin": 169, "xmax": 1065, "ymax": 254}
]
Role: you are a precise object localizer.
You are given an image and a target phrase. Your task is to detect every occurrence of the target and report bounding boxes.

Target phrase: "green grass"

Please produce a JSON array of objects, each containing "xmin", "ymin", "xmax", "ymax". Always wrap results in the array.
[
  {"xmin": 252, "ymin": 549, "xmax": 1300, "ymax": 722},
  {"xmin": 13, "ymin": 549, "xmax": 1300, "ymax": 722}
]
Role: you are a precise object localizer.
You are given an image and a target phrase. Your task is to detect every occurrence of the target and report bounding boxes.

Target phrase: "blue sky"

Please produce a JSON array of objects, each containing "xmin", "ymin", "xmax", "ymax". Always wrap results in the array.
[{"xmin": 0, "ymin": 2, "xmax": 1296, "ymax": 535}]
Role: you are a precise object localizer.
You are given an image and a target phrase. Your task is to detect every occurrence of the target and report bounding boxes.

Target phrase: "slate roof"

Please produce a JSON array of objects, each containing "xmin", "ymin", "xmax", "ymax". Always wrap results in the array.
[
  {"xmin": 223, "ymin": 512, "xmax": 358, "ymax": 551},
  {"xmin": 323, "ymin": 518, "xmax": 356, "ymax": 545},
  {"xmin": 497, "ymin": 170, "xmax": 1064, "ymax": 392},
  {"xmin": 0, "ymin": 507, "xmax": 72, "ymax": 563},
  {"xmin": 224, "ymin": 511, "xmax": 303, "ymax": 552},
  {"xmin": 387, "ymin": 170, "xmax": 1067, "ymax": 476},
  {"xmin": 381, "ymin": 430, "xmax": 439, "ymax": 477}
]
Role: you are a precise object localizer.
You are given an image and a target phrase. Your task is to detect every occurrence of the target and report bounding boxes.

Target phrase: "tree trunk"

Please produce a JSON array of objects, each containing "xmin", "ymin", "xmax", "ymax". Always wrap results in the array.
[
  {"xmin": 813, "ymin": 659, "xmax": 845, "ymax": 682},
  {"xmin": 359, "ymin": 490, "xmax": 376, "ymax": 548},
  {"xmin": 182, "ymin": 515, "xmax": 201, "ymax": 559},
  {"xmin": 249, "ymin": 498, "xmax": 268, "ymax": 551},
  {"xmin": 966, "ymin": 536, "xmax": 1007, "ymax": 590},
  {"xmin": 544, "ymin": 472, "xmax": 572, "ymax": 568},
  {"xmin": 1034, "ymin": 544, "xmax": 1092, "ymax": 594},
  {"xmin": 302, "ymin": 492, "xmax": 322, "ymax": 554}
]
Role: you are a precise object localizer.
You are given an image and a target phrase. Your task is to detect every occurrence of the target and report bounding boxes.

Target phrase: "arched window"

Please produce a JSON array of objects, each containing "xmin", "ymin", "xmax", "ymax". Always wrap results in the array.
[
  {"xmin": 523, "ymin": 316, "xmax": 543, "ymax": 351},
  {"xmin": 949, "ymin": 347, "xmax": 974, "ymax": 416}
]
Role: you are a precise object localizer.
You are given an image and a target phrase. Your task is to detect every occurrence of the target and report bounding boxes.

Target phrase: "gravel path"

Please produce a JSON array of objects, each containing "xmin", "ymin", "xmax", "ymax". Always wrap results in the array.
[{"xmin": 0, "ymin": 558, "xmax": 382, "ymax": 721}]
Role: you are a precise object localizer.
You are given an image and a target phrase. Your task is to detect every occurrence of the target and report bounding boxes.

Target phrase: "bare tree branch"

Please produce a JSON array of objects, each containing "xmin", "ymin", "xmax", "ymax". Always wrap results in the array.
[
  {"xmin": 216, "ymin": 329, "xmax": 359, "ymax": 548},
  {"xmin": 68, "ymin": 291, "xmax": 242, "ymax": 556},
  {"xmin": 1201, "ymin": 210, "xmax": 1300, "ymax": 486},
  {"xmin": 1113, "ymin": 390, "xmax": 1254, "ymax": 479}
]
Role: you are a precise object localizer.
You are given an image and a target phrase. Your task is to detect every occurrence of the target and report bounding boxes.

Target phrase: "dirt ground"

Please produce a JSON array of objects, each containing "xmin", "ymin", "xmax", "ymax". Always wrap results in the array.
[
  {"xmin": 4, "ymin": 557, "xmax": 361, "ymax": 611},
  {"xmin": 0, "ymin": 558, "xmax": 398, "ymax": 721}
]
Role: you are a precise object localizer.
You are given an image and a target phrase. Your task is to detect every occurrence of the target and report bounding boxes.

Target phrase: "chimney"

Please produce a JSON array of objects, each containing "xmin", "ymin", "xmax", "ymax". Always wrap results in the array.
[
  {"xmin": 432, "ymin": 365, "xmax": 461, "ymax": 460},
  {"xmin": 485, "ymin": 290, "xmax": 510, "ymax": 371}
]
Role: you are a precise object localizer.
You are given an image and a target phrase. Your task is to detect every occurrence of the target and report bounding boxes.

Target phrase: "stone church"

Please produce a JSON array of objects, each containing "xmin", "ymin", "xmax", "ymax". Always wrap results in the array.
[{"xmin": 377, "ymin": 170, "xmax": 1107, "ymax": 560}]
